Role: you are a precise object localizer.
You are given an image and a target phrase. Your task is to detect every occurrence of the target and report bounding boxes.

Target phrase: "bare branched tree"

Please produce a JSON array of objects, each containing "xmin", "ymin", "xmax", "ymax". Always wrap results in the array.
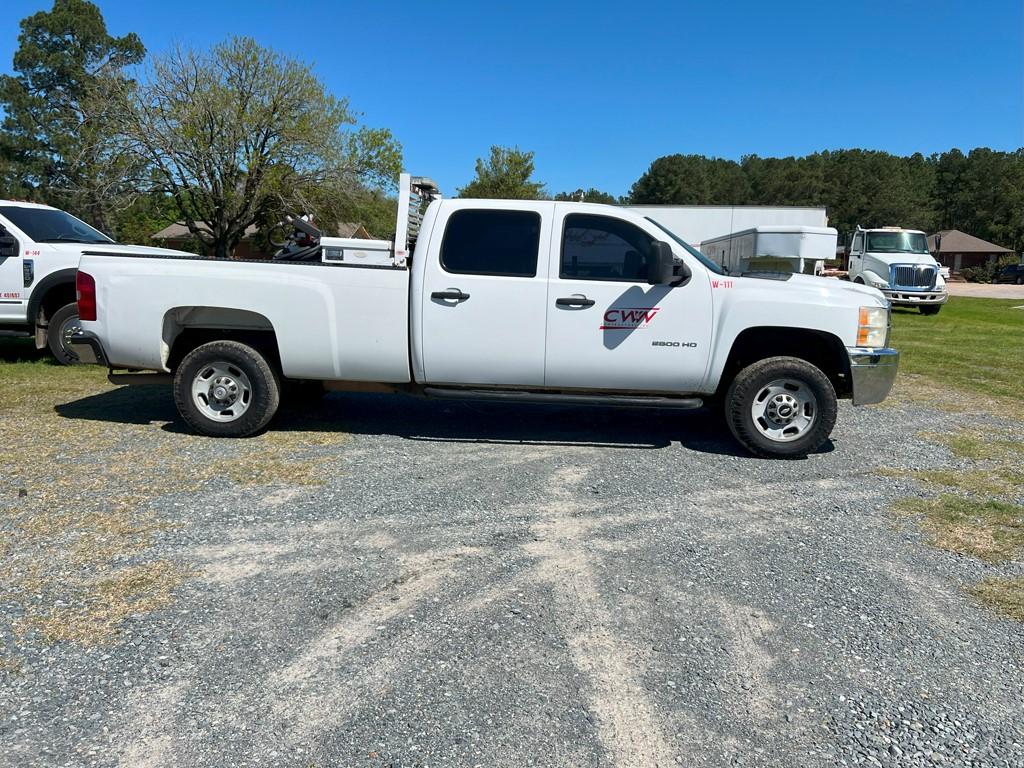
[{"xmin": 105, "ymin": 37, "xmax": 401, "ymax": 258}]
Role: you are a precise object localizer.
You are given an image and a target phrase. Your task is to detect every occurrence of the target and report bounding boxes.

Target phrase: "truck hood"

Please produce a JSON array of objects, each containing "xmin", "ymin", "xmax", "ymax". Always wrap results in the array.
[
  {"xmin": 864, "ymin": 252, "xmax": 936, "ymax": 266},
  {"xmin": 49, "ymin": 243, "xmax": 196, "ymax": 258},
  {"xmin": 737, "ymin": 272, "xmax": 887, "ymax": 307}
]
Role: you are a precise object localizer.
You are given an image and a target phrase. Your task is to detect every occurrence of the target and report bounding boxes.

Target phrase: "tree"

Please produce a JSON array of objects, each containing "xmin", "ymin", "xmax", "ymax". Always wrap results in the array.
[
  {"xmin": 554, "ymin": 187, "xmax": 619, "ymax": 204},
  {"xmin": 0, "ymin": 0, "xmax": 145, "ymax": 229},
  {"xmin": 107, "ymin": 36, "xmax": 401, "ymax": 259},
  {"xmin": 457, "ymin": 146, "xmax": 546, "ymax": 199}
]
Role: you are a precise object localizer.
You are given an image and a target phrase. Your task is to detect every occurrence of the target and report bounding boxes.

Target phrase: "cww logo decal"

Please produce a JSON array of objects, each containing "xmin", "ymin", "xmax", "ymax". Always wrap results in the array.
[{"xmin": 600, "ymin": 307, "xmax": 660, "ymax": 330}]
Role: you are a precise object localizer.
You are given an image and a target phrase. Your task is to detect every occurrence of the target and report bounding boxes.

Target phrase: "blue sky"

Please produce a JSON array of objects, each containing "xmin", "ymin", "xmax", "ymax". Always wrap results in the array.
[{"xmin": 2, "ymin": 0, "xmax": 1022, "ymax": 196}]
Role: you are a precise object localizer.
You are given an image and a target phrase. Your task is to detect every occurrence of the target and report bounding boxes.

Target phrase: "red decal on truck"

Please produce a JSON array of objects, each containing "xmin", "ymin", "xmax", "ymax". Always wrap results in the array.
[
  {"xmin": 711, "ymin": 279, "xmax": 734, "ymax": 288},
  {"xmin": 600, "ymin": 307, "xmax": 660, "ymax": 330}
]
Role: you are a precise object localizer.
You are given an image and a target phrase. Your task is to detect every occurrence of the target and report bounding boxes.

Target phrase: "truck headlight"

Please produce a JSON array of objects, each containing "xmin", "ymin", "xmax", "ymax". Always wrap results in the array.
[
  {"xmin": 866, "ymin": 274, "xmax": 890, "ymax": 289},
  {"xmin": 857, "ymin": 306, "xmax": 889, "ymax": 348}
]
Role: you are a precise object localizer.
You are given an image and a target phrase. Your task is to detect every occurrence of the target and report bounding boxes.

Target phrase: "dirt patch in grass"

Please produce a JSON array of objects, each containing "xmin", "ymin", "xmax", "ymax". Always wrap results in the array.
[{"xmin": 966, "ymin": 578, "xmax": 1024, "ymax": 622}]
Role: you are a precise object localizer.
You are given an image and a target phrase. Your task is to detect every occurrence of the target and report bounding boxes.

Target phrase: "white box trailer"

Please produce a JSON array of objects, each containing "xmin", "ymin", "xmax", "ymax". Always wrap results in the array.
[
  {"xmin": 625, "ymin": 205, "xmax": 828, "ymax": 247},
  {"xmin": 698, "ymin": 225, "xmax": 838, "ymax": 275}
]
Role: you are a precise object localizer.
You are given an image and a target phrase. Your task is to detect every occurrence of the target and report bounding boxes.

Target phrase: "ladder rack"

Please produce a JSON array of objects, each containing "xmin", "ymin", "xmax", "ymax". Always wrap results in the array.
[{"xmin": 394, "ymin": 172, "xmax": 442, "ymax": 266}]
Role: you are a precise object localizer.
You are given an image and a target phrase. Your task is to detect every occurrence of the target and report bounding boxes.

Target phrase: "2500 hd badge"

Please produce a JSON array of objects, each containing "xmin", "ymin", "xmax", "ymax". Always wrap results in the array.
[{"xmin": 652, "ymin": 341, "xmax": 698, "ymax": 347}]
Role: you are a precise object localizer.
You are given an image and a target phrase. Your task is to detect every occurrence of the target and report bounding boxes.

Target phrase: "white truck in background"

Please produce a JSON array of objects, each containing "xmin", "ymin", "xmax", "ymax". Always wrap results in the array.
[
  {"xmin": 698, "ymin": 225, "xmax": 838, "ymax": 276},
  {"xmin": 70, "ymin": 174, "xmax": 899, "ymax": 458},
  {"xmin": 846, "ymin": 226, "xmax": 947, "ymax": 314},
  {"xmin": 0, "ymin": 201, "xmax": 189, "ymax": 362}
]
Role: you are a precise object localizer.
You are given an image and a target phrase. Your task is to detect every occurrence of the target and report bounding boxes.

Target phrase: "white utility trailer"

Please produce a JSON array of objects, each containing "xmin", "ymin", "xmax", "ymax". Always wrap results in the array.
[{"xmin": 698, "ymin": 225, "xmax": 839, "ymax": 275}]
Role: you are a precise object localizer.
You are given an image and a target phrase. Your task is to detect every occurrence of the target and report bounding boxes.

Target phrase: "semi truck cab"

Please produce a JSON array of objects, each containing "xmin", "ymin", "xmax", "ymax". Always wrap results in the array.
[{"xmin": 846, "ymin": 226, "xmax": 947, "ymax": 315}]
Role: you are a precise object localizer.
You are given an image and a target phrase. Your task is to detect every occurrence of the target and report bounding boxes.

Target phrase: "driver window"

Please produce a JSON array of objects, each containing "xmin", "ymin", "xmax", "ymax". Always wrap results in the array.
[
  {"xmin": 852, "ymin": 233, "xmax": 864, "ymax": 253},
  {"xmin": 561, "ymin": 214, "xmax": 654, "ymax": 282}
]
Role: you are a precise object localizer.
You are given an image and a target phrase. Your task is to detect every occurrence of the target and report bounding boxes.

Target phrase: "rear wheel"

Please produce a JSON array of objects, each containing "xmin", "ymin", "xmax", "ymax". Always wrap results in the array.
[
  {"xmin": 725, "ymin": 356, "xmax": 837, "ymax": 459},
  {"xmin": 919, "ymin": 305, "xmax": 941, "ymax": 315},
  {"xmin": 46, "ymin": 302, "xmax": 82, "ymax": 365},
  {"xmin": 173, "ymin": 341, "xmax": 280, "ymax": 437}
]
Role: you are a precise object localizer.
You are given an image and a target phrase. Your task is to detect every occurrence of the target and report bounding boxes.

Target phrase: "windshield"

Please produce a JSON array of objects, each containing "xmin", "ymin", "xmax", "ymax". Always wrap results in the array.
[
  {"xmin": 866, "ymin": 231, "xmax": 928, "ymax": 254},
  {"xmin": 0, "ymin": 206, "xmax": 113, "ymax": 244},
  {"xmin": 645, "ymin": 217, "xmax": 726, "ymax": 275}
]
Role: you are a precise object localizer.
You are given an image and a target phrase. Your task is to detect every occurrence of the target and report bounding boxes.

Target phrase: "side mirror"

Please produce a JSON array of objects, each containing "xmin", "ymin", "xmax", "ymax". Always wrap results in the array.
[
  {"xmin": 0, "ymin": 234, "xmax": 16, "ymax": 259},
  {"xmin": 647, "ymin": 241, "xmax": 676, "ymax": 284}
]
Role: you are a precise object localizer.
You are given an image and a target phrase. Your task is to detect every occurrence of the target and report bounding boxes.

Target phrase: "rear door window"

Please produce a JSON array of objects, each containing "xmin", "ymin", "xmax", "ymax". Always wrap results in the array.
[{"xmin": 440, "ymin": 210, "xmax": 541, "ymax": 277}]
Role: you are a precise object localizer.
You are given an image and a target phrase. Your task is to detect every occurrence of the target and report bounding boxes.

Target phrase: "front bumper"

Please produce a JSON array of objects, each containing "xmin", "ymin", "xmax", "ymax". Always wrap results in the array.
[
  {"xmin": 66, "ymin": 329, "xmax": 108, "ymax": 366},
  {"xmin": 847, "ymin": 347, "xmax": 899, "ymax": 405},
  {"xmin": 881, "ymin": 289, "xmax": 947, "ymax": 306}
]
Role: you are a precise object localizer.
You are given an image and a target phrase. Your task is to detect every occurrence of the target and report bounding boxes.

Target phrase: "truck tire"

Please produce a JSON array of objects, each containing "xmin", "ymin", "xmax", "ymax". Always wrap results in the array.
[
  {"xmin": 919, "ymin": 305, "xmax": 941, "ymax": 315},
  {"xmin": 173, "ymin": 341, "xmax": 280, "ymax": 437},
  {"xmin": 46, "ymin": 302, "xmax": 82, "ymax": 365},
  {"xmin": 725, "ymin": 356, "xmax": 837, "ymax": 459}
]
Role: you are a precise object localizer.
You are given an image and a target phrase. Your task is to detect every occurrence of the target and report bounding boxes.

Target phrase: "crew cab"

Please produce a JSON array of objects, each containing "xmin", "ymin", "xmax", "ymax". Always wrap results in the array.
[
  {"xmin": 0, "ymin": 200, "xmax": 190, "ymax": 362},
  {"xmin": 846, "ymin": 226, "xmax": 947, "ymax": 314},
  {"xmin": 70, "ymin": 175, "xmax": 899, "ymax": 458}
]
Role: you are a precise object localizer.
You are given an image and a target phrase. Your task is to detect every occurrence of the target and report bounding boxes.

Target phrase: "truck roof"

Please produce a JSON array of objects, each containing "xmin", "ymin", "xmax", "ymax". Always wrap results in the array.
[
  {"xmin": 863, "ymin": 226, "xmax": 926, "ymax": 235},
  {"xmin": 0, "ymin": 199, "xmax": 57, "ymax": 210}
]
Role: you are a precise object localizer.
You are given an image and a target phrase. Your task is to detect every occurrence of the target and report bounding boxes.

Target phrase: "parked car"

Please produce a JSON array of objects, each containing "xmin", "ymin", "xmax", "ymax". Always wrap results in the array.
[
  {"xmin": 994, "ymin": 264, "xmax": 1024, "ymax": 285},
  {"xmin": 70, "ymin": 175, "xmax": 899, "ymax": 459},
  {"xmin": 0, "ymin": 201, "xmax": 189, "ymax": 363}
]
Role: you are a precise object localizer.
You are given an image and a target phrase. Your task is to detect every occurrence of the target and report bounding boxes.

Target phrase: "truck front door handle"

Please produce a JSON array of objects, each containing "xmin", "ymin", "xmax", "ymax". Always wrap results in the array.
[
  {"xmin": 556, "ymin": 295, "xmax": 595, "ymax": 308},
  {"xmin": 431, "ymin": 289, "xmax": 470, "ymax": 302}
]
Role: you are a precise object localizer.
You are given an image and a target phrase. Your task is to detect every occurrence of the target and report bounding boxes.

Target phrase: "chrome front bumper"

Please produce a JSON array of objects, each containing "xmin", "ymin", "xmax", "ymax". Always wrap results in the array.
[
  {"xmin": 847, "ymin": 347, "xmax": 899, "ymax": 405},
  {"xmin": 881, "ymin": 289, "xmax": 948, "ymax": 306}
]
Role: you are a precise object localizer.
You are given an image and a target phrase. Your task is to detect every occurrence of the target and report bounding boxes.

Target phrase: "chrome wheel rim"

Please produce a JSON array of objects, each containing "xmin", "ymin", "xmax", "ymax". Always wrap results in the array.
[
  {"xmin": 751, "ymin": 378, "xmax": 817, "ymax": 443},
  {"xmin": 191, "ymin": 362, "xmax": 252, "ymax": 422},
  {"xmin": 59, "ymin": 314, "xmax": 82, "ymax": 361}
]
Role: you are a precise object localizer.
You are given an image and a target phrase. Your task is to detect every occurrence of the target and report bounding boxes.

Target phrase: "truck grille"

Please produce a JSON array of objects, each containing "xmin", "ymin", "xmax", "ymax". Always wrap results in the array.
[{"xmin": 890, "ymin": 264, "xmax": 936, "ymax": 290}]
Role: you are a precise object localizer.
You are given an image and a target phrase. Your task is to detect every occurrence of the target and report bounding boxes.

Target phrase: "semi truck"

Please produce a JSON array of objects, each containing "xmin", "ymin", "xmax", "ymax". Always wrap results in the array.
[
  {"xmin": 0, "ymin": 200, "xmax": 189, "ymax": 362},
  {"xmin": 846, "ymin": 226, "xmax": 947, "ymax": 314},
  {"xmin": 69, "ymin": 175, "xmax": 899, "ymax": 458}
]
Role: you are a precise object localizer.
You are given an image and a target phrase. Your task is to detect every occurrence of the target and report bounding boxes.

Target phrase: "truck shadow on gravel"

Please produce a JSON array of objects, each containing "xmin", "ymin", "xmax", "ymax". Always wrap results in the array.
[{"xmin": 55, "ymin": 388, "xmax": 834, "ymax": 457}]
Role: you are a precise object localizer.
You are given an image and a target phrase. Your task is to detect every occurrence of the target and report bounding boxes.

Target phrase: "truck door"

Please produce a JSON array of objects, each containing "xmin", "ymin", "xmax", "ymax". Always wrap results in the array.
[
  {"xmin": 417, "ymin": 203, "xmax": 552, "ymax": 386},
  {"xmin": 849, "ymin": 231, "xmax": 864, "ymax": 275},
  {"xmin": 0, "ymin": 217, "xmax": 25, "ymax": 323},
  {"xmin": 544, "ymin": 207, "xmax": 713, "ymax": 392}
]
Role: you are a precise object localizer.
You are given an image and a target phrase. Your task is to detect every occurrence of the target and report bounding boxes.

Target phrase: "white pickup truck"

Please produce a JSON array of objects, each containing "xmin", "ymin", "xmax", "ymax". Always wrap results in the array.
[
  {"xmin": 70, "ymin": 175, "xmax": 899, "ymax": 458},
  {"xmin": 0, "ymin": 200, "xmax": 188, "ymax": 362}
]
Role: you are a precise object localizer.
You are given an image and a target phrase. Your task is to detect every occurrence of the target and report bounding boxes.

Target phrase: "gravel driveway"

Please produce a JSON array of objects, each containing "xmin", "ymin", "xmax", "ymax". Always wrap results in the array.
[{"xmin": 2, "ymin": 386, "xmax": 1023, "ymax": 768}]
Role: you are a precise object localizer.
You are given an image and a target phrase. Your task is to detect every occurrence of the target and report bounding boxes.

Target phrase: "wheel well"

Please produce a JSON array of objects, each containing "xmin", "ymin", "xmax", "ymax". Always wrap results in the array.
[
  {"xmin": 32, "ymin": 281, "xmax": 78, "ymax": 348},
  {"xmin": 163, "ymin": 307, "xmax": 281, "ymax": 373},
  {"xmin": 719, "ymin": 327, "xmax": 852, "ymax": 399},
  {"xmin": 39, "ymin": 283, "xmax": 77, "ymax": 320}
]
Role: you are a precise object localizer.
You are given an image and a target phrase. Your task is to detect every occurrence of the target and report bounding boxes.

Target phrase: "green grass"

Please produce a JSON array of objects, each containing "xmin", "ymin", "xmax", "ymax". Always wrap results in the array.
[
  {"xmin": 967, "ymin": 578, "xmax": 1024, "ymax": 622},
  {"xmin": 888, "ymin": 297, "xmax": 1024, "ymax": 412},
  {"xmin": 893, "ymin": 495, "xmax": 1024, "ymax": 563}
]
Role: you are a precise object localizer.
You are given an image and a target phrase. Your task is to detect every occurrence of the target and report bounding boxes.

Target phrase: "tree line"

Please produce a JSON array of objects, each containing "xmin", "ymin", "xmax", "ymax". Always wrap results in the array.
[
  {"xmin": 460, "ymin": 146, "xmax": 1024, "ymax": 253},
  {"xmin": 0, "ymin": 0, "xmax": 400, "ymax": 258},
  {"xmin": 2, "ymin": 2, "xmax": 1020, "ymax": 258}
]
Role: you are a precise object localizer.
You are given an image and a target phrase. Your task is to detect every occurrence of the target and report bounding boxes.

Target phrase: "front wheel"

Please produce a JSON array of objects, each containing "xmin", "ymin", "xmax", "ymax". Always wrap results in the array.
[
  {"xmin": 919, "ymin": 305, "xmax": 941, "ymax": 315},
  {"xmin": 173, "ymin": 341, "xmax": 280, "ymax": 437},
  {"xmin": 46, "ymin": 302, "xmax": 82, "ymax": 365},
  {"xmin": 725, "ymin": 356, "xmax": 837, "ymax": 459}
]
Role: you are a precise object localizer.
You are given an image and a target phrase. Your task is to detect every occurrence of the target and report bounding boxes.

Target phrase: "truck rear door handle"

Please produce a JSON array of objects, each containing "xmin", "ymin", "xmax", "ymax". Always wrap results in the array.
[
  {"xmin": 431, "ymin": 289, "xmax": 470, "ymax": 302},
  {"xmin": 556, "ymin": 295, "xmax": 595, "ymax": 307}
]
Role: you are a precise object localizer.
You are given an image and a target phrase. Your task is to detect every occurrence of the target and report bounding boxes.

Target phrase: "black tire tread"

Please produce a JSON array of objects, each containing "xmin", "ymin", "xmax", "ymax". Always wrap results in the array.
[
  {"xmin": 46, "ymin": 302, "xmax": 80, "ymax": 365},
  {"xmin": 173, "ymin": 340, "xmax": 280, "ymax": 437},
  {"xmin": 725, "ymin": 356, "xmax": 837, "ymax": 459}
]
